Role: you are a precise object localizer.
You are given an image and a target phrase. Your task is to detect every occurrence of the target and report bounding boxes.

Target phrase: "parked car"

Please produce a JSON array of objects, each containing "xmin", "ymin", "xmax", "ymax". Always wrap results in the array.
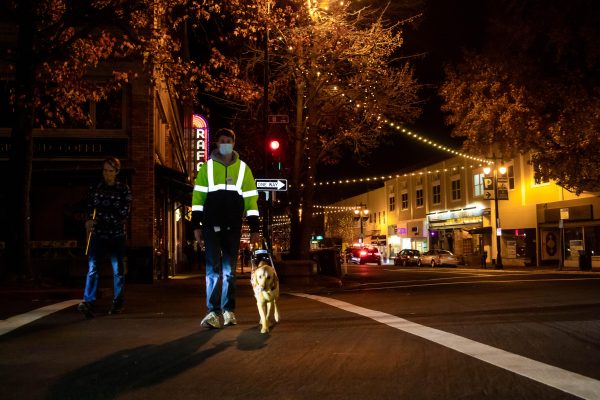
[
  {"xmin": 351, "ymin": 247, "xmax": 382, "ymax": 265},
  {"xmin": 394, "ymin": 249, "xmax": 421, "ymax": 266},
  {"xmin": 417, "ymin": 249, "xmax": 460, "ymax": 267}
]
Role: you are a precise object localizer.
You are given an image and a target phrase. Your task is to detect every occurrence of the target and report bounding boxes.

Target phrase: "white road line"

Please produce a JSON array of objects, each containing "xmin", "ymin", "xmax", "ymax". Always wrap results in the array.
[
  {"xmin": 346, "ymin": 277, "xmax": 600, "ymax": 291},
  {"xmin": 0, "ymin": 300, "xmax": 80, "ymax": 337},
  {"xmin": 292, "ymin": 292, "xmax": 600, "ymax": 400}
]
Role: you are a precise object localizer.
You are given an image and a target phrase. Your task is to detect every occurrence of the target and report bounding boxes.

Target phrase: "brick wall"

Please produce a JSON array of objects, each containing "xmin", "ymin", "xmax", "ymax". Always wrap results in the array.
[{"xmin": 129, "ymin": 82, "xmax": 154, "ymax": 249}]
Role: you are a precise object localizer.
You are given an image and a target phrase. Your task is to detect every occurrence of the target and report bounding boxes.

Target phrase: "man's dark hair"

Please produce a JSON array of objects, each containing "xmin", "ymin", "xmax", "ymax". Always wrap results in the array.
[
  {"xmin": 104, "ymin": 157, "xmax": 121, "ymax": 171},
  {"xmin": 215, "ymin": 128, "xmax": 236, "ymax": 142}
]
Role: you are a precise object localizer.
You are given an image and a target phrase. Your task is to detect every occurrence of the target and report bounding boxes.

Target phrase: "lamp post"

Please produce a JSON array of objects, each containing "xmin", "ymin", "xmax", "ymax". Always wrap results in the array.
[
  {"xmin": 483, "ymin": 164, "xmax": 507, "ymax": 269},
  {"xmin": 354, "ymin": 203, "xmax": 369, "ymax": 244}
]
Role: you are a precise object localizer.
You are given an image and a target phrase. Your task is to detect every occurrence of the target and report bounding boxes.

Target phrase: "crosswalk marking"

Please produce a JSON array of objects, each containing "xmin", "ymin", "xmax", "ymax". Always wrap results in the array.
[
  {"xmin": 0, "ymin": 300, "xmax": 80, "ymax": 336},
  {"xmin": 292, "ymin": 292, "xmax": 600, "ymax": 400}
]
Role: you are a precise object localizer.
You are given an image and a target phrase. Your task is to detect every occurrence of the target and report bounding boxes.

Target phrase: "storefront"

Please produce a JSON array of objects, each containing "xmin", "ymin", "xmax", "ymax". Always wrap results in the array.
[
  {"xmin": 538, "ymin": 199, "xmax": 600, "ymax": 268},
  {"xmin": 427, "ymin": 208, "xmax": 486, "ymax": 259}
]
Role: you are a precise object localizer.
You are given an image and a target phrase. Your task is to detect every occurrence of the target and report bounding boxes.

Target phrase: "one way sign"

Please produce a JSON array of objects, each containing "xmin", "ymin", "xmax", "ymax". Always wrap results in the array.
[{"xmin": 255, "ymin": 179, "xmax": 288, "ymax": 191}]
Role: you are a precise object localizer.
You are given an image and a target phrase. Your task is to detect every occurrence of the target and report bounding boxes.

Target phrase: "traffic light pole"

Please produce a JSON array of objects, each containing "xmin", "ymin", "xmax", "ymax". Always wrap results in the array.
[{"xmin": 261, "ymin": 4, "xmax": 273, "ymax": 251}]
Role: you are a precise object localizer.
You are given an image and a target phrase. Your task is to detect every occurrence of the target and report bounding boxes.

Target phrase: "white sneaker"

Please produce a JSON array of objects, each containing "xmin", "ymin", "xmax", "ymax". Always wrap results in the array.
[
  {"xmin": 201, "ymin": 311, "xmax": 222, "ymax": 329},
  {"xmin": 223, "ymin": 311, "xmax": 237, "ymax": 326}
]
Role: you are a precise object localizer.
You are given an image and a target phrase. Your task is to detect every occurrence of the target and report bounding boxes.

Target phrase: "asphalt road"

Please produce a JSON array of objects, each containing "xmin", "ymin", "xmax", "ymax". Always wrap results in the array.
[{"xmin": 1, "ymin": 266, "xmax": 600, "ymax": 400}]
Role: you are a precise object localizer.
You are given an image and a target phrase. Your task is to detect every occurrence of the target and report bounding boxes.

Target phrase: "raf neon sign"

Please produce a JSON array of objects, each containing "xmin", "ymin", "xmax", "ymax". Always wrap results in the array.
[{"xmin": 192, "ymin": 115, "xmax": 209, "ymax": 173}]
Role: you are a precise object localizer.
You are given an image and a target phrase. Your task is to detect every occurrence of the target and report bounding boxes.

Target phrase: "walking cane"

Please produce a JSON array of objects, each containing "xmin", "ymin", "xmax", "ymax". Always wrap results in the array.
[{"xmin": 85, "ymin": 209, "xmax": 96, "ymax": 255}]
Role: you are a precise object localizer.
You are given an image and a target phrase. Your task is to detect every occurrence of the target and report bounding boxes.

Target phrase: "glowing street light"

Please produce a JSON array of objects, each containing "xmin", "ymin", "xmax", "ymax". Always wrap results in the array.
[
  {"xmin": 354, "ymin": 203, "xmax": 369, "ymax": 244},
  {"xmin": 483, "ymin": 164, "xmax": 508, "ymax": 269}
]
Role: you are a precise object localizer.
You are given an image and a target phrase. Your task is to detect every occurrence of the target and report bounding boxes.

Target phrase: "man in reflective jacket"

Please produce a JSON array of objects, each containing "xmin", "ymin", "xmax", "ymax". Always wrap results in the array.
[{"xmin": 192, "ymin": 128, "xmax": 260, "ymax": 329}]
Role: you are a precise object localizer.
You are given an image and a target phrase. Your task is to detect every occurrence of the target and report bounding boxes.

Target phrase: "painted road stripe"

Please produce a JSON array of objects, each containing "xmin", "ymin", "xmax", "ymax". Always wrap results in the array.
[
  {"xmin": 0, "ymin": 300, "xmax": 80, "ymax": 337},
  {"xmin": 346, "ymin": 277, "xmax": 600, "ymax": 291},
  {"xmin": 292, "ymin": 293, "xmax": 600, "ymax": 400}
]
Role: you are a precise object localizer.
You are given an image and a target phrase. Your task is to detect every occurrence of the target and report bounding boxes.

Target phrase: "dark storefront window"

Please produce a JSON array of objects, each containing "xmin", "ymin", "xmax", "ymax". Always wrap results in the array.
[
  {"xmin": 503, "ymin": 228, "xmax": 536, "ymax": 265},
  {"xmin": 584, "ymin": 226, "xmax": 600, "ymax": 256},
  {"xmin": 96, "ymin": 89, "xmax": 123, "ymax": 129},
  {"xmin": 564, "ymin": 227, "xmax": 585, "ymax": 260}
]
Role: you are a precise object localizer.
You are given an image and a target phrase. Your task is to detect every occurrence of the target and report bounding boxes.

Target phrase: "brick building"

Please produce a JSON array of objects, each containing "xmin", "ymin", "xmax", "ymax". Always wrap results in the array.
[{"xmin": 0, "ymin": 19, "xmax": 197, "ymax": 283}]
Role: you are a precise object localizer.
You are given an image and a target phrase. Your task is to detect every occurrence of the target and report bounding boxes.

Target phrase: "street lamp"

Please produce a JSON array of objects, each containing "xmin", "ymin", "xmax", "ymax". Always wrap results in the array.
[
  {"xmin": 354, "ymin": 204, "xmax": 369, "ymax": 244},
  {"xmin": 483, "ymin": 164, "xmax": 508, "ymax": 269}
]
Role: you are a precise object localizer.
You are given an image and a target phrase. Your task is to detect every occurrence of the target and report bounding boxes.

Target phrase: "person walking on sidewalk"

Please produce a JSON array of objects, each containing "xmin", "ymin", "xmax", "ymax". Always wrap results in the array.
[
  {"xmin": 78, "ymin": 157, "xmax": 132, "ymax": 318},
  {"xmin": 192, "ymin": 128, "xmax": 260, "ymax": 329}
]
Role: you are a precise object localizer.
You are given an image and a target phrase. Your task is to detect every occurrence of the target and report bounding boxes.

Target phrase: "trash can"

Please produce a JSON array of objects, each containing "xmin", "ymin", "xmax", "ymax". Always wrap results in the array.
[
  {"xmin": 310, "ymin": 248, "xmax": 342, "ymax": 278},
  {"xmin": 579, "ymin": 250, "xmax": 592, "ymax": 271}
]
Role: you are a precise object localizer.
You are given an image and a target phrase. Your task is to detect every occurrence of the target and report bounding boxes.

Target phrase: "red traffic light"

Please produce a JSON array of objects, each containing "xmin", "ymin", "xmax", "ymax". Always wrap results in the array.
[{"xmin": 269, "ymin": 140, "xmax": 280, "ymax": 151}]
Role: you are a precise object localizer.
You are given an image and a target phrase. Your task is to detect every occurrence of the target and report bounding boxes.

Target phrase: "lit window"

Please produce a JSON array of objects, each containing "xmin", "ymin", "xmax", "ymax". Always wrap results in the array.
[{"xmin": 474, "ymin": 173, "xmax": 484, "ymax": 197}]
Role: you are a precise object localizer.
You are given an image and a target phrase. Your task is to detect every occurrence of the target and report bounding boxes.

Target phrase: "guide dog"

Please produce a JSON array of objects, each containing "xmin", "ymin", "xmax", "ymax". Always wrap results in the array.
[{"xmin": 251, "ymin": 260, "xmax": 280, "ymax": 333}]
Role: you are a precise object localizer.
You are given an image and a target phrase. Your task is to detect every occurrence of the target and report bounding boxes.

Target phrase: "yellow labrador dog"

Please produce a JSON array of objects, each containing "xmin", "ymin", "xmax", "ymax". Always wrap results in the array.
[{"xmin": 251, "ymin": 260, "xmax": 280, "ymax": 334}]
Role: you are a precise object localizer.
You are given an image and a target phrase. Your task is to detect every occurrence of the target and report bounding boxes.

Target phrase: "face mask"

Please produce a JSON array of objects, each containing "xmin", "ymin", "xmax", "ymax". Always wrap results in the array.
[{"xmin": 219, "ymin": 143, "xmax": 233, "ymax": 156}]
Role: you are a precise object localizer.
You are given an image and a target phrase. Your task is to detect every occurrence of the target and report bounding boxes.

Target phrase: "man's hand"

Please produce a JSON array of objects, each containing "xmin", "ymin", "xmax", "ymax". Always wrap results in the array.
[
  {"xmin": 194, "ymin": 229, "xmax": 203, "ymax": 243},
  {"xmin": 250, "ymin": 232, "xmax": 261, "ymax": 248}
]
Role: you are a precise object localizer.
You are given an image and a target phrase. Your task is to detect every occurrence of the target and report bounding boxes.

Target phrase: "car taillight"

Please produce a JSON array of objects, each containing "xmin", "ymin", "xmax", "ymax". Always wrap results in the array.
[{"xmin": 360, "ymin": 250, "xmax": 367, "ymax": 256}]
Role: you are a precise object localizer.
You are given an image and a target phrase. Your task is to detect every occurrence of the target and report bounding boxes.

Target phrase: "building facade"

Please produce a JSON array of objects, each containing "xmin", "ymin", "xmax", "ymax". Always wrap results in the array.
[
  {"xmin": 326, "ymin": 154, "xmax": 600, "ymax": 268},
  {"xmin": 0, "ymin": 17, "xmax": 198, "ymax": 282}
]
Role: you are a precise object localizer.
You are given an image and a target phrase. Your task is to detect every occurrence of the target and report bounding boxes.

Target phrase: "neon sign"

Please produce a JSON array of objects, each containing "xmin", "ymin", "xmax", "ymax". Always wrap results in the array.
[{"xmin": 192, "ymin": 115, "xmax": 209, "ymax": 173}]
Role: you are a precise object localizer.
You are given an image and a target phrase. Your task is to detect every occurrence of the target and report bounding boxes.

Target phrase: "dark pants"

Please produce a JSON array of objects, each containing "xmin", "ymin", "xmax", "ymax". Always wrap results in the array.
[{"xmin": 83, "ymin": 235, "xmax": 126, "ymax": 302}]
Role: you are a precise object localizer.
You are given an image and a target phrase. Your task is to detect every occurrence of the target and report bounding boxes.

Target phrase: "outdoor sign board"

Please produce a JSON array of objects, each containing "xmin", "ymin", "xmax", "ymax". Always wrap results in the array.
[
  {"xmin": 255, "ymin": 179, "xmax": 288, "ymax": 191},
  {"xmin": 268, "ymin": 115, "xmax": 289, "ymax": 124}
]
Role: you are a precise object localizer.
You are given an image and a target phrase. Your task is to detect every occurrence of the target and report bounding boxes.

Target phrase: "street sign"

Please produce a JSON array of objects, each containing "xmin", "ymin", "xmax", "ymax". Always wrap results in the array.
[
  {"xmin": 268, "ymin": 115, "xmax": 289, "ymax": 124},
  {"xmin": 255, "ymin": 179, "xmax": 288, "ymax": 191},
  {"xmin": 483, "ymin": 177, "xmax": 494, "ymax": 199},
  {"xmin": 497, "ymin": 183, "xmax": 509, "ymax": 200}
]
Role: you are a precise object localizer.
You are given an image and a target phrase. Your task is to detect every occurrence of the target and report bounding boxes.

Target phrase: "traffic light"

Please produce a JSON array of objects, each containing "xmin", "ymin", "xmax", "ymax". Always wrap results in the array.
[
  {"xmin": 267, "ymin": 137, "xmax": 282, "ymax": 171},
  {"xmin": 269, "ymin": 139, "xmax": 280, "ymax": 154}
]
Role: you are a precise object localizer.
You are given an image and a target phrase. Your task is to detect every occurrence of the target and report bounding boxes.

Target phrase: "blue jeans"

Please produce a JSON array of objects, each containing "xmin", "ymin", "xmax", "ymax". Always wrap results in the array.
[
  {"xmin": 203, "ymin": 225, "xmax": 241, "ymax": 313},
  {"xmin": 83, "ymin": 235, "xmax": 126, "ymax": 303}
]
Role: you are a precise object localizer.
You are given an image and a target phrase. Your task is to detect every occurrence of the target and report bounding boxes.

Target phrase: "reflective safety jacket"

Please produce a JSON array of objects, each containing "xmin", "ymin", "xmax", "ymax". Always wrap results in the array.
[{"xmin": 191, "ymin": 151, "xmax": 259, "ymax": 233}]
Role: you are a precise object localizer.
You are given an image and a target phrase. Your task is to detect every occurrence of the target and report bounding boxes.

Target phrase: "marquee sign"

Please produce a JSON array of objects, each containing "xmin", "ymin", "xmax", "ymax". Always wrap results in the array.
[{"xmin": 193, "ymin": 115, "xmax": 209, "ymax": 173}]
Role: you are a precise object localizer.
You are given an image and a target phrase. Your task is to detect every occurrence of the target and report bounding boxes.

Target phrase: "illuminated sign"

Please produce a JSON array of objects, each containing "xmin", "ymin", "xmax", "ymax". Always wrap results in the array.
[{"xmin": 193, "ymin": 115, "xmax": 209, "ymax": 173}]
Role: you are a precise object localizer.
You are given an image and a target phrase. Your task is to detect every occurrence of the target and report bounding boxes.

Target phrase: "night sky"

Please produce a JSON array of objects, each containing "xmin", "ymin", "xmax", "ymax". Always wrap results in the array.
[{"xmin": 315, "ymin": 0, "xmax": 487, "ymax": 197}]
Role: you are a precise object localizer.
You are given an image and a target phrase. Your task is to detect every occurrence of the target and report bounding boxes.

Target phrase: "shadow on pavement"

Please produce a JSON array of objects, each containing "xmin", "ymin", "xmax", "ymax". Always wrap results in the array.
[
  {"xmin": 47, "ymin": 330, "xmax": 227, "ymax": 400},
  {"xmin": 236, "ymin": 326, "xmax": 271, "ymax": 351}
]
